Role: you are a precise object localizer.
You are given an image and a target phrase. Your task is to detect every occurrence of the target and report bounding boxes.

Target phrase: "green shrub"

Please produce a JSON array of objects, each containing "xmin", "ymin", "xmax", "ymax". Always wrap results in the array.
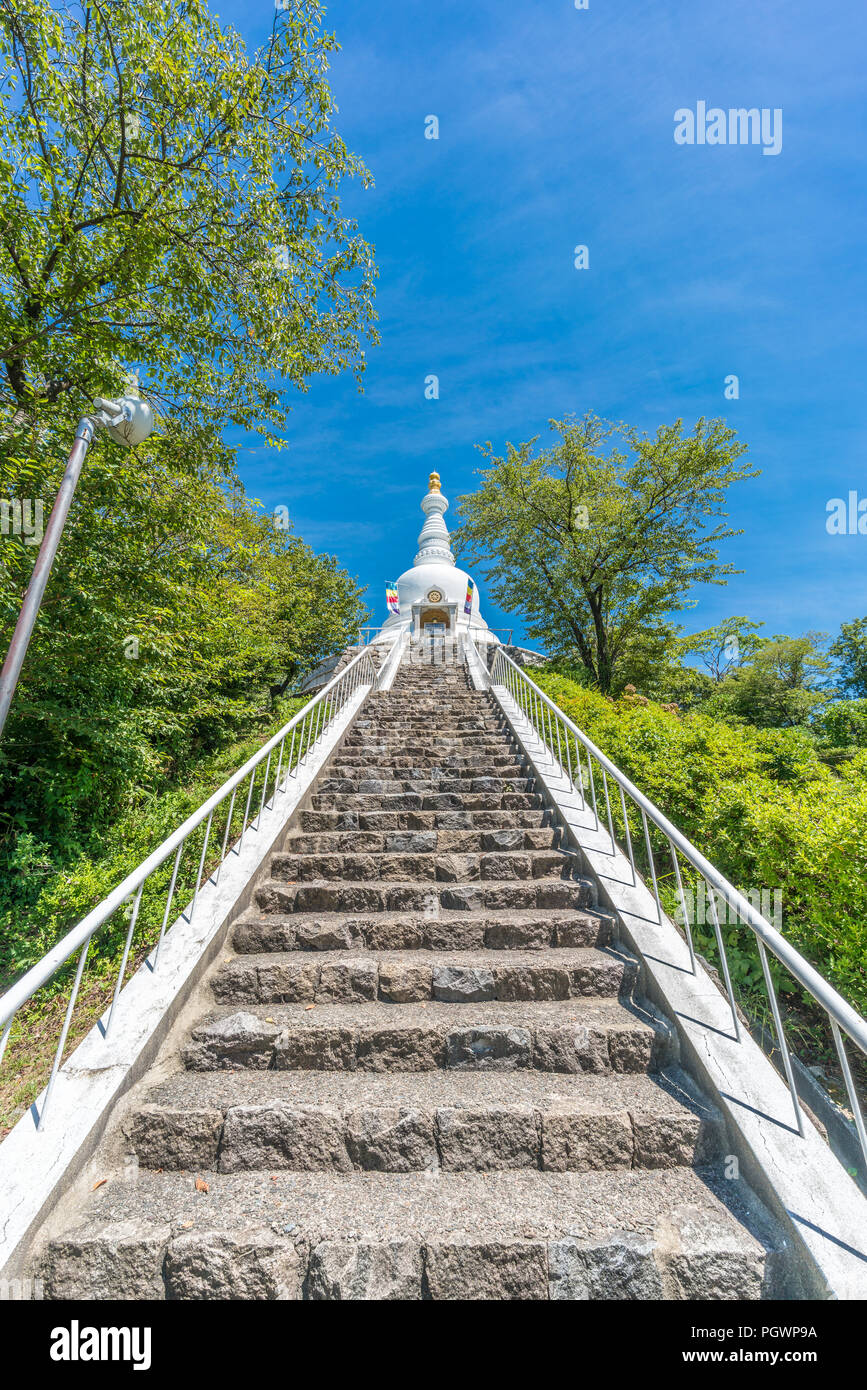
[
  {"xmin": 0, "ymin": 696, "xmax": 304, "ymax": 986},
  {"xmin": 533, "ymin": 671, "xmax": 867, "ymax": 1019},
  {"xmin": 816, "ymin": 699, "xmax": 867, "ymax": 750}
]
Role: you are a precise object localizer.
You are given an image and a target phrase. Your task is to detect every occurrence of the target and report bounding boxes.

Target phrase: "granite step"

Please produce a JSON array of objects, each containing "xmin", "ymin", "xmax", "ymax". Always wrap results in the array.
[
  {"xmin": 297, "ymin": 808, "xmax": 555, "ymax": 832},
  {"xmin": 330, "ymin": 761, "xmax": 522, "ymax": 772},
  {"xmin": 332, "ymin": 729, "xmax": 509, "ymax": 739},
  {"xmin": 336, "ymin": 753, "xmax": 516, "ymax": 766},
  {"xmin": 354, "ymin": 700, "xmax": 486, "ymax": 709},
  {"xmin": 267, "ymin": 847, "xmax": 581, "ymax": 884},
  {"xmin": 310, "ymin": 791, "xmax": 545, "ymax": 811},
  {"xmin": 282, "ymin": 828, "xmax": 562, "ymax": 855},
  {"xmin": 37, "ymin": 1166, "xmax": 784, "ymax": 1300},
  {"xmin": 340, "ymin": 743, "xmax": 514, "ymax": 757},
  {"xmin": 253, "ymin": 878, "xmax": 597, "ymax": 917},
  {"xmin": 324, "ymin": 762, "xmax": 526, "ymax": 780},
  {"xmin": 347, "ymin": 714, "xmax": 501, "ymax": 723},
  {"xmin": 232, "ymin": 908, "xmax": 615, "ymax": 954},
  {"xmin": 316, "ymin": 777, "xmax": 537, "ymax": 796},
  {"xmin": 181, "ymin": 998, "xmax": 675, "ymax": 1075},
  {"xmin": 211, "ymin": 947, "xmax": 637, "ymax": 1006},
  {"xmin": 122, "ymin": 1068, "xmax": 724, "ymax": 1174},
  {"xmin": 351, "ymin": 710, "xmax": 497, "ymax": 717}
]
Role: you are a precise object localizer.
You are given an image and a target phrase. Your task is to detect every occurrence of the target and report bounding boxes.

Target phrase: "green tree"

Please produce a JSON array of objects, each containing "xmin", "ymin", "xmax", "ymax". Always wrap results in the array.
[
  {"xmin": 0, "ymin": 437, "xmax": 369, "ymax": 847},
  {"xmin": 816, "ymin": 698, "xmax": 867, "ymax": 750},
  {"xmin": 0, "ymin": 0, "xmax": 376, "ymax": 439},
  {"xmin": 830, "ymin": 617, "xmax": 867, "ymax": 698},
  {"xmin": 0, "ymin": 0, "xmax": 375, "ymax": 845},
  {"xmin": 706, "ymin": 634, "xmax": 834, "ymax": 729},
  {"xmin": 678, "ymin": 616, "xmax": 765, "ymax": 682},
  {"xmin": 265, "ymin": 538, "xmax": 371, "ymax": 699},
  {"xmin": 532, "ymin": 668, "xmax": 867, "ymax": 1018},
  {"xmin": 607, "ymin": 620, "xmax": 692, "ymax": 702},
  {"xmin": 453, "ymin": 413, "xmax": 757, "ymax": 693}
]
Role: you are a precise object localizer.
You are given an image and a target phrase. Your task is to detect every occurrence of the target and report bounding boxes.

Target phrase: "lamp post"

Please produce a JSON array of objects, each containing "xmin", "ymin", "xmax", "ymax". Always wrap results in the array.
[{"xmin": 0, "ymin": 394, "xmax": 154, "ymax": 740}]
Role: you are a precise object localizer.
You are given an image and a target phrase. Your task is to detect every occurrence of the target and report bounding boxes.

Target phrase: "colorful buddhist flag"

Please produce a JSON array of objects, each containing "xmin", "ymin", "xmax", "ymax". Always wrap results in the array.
[
  {"xmin": 386, "ymin": 582, "xmax": 400, "ymax": 616},
  {"xmin": 464, "ymin": 578, "xmax": 475, "ymax": 615}
]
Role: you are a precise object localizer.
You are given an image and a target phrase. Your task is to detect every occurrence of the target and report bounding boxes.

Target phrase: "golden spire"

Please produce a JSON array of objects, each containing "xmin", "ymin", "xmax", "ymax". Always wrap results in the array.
[{"xmin": 428, "ymin": 471, "xmax": 441, "ymax": 493}]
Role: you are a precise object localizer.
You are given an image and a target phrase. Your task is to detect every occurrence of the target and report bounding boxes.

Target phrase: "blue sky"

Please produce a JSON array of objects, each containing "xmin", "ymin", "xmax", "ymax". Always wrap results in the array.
[{"xmin": 218, "ymin": 0, "xmax": 866, "ymax": 647}]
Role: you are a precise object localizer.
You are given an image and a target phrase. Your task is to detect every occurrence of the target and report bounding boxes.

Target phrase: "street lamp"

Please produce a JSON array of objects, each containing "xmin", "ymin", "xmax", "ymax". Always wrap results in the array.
[{"xmin": 0, "ymin": 394, "xmax": 154, "ymax": 739}]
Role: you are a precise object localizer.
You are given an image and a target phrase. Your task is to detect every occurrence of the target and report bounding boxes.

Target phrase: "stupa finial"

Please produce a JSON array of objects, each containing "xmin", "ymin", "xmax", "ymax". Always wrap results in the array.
[{"xmin": 414, "ymin": 471, "xmax": 454, "ymax": 567}]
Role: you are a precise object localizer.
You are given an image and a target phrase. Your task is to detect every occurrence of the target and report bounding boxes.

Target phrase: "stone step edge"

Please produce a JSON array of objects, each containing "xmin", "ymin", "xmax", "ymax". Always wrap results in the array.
[
  {"xmin": 36, "ymin": 1167, "xmax": 784, "ymax": 1300},
  {"xmin": 281, "ymin": 832, "xmax": 563, "ymax": 851},
  {"xmin": 309, "ymin": 794, "xmax": 545, "ymax": 806},
  {"xmin": 272, "ymin": 847, "xmax": 573, "ymax": 867},
  {"xmin": 257, "ymin": 878, "xmax": 596, "ymax": 896},
  {"xmin": 264, "ymin": 859, "xmax": 583, "ymax": 885},
  {"xmin": 181, "ymin": 1002, "xmax": 677, "ymax": 1075},
  {"xmin": 211, "ymin": 948, "xmax": 636, "ymax": 1005},
  {"xmin": 231, "ymin": 908, "xmax": 615, "ymax": 954},
  {"xmin": 254, "ymin": 882, "xmax": 599, "ymax": 915},
  {"xmin": 295, "ymin": 811, "xmax": 557, "ymax": 828},
  {"xmin": 123, "ymin": 1089, "xmax": 723, "ymax": 1174}
]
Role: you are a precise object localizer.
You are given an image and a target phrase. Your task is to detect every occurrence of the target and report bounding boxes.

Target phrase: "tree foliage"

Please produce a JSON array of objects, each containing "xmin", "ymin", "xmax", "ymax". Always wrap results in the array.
[
  {"xmin": 701, "ymin": 634, "xmax": 834, "ymax": 729},
  {"xmin": 0, "ymin": 0, "xmax": 374, "ymax": 863},
  {"xmin": 817, "ymin": 698, "xmax": 867, "ymax": 751},
  {"xmin": 453, "ymin": 413, "xmax": 757, "ymax": 693},
  {"xmin": 534, "ymin": 669, "xmax": 867, "ymax": 1020},
  {"xmin": 0, "ymin": 0, "xmax": 376, "ymax": 438},
  {"xmin": 830, "ymin": 617, "xmax": 867, "ymax": 698},
  {"xmin": 0, "ymin": 433, "xmax": 369, "ymax": 848},
  {"xmin": 677, "ymin": 616, "xmax": 765, "ymax": 682}
]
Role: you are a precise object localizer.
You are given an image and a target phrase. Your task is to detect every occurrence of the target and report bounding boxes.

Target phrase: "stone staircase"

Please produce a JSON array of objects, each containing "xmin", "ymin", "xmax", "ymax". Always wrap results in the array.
[{"xmin": 36, "ymin": 657, "xmax": 788, "ymax": 1300}]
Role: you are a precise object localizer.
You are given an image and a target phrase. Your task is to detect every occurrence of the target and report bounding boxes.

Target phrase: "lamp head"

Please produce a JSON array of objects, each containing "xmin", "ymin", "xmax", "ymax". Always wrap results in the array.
[{"xmin": 92, "ymin": 395, "xmax": 154, "ymax": 448}]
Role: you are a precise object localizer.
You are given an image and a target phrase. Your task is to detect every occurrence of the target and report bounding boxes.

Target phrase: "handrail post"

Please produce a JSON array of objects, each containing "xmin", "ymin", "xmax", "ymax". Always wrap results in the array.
[
  {"xmin": 154, "ymin": 840, "xmax": 185, "ymax": 967},
  {"xmin": 670, "ymin": 842, "xmax": 697, "ymax": 974},
  {"xmin": 106, "ymin": 882, "xmax": 145, "ymax": 1037},
  {"xmin": 757, "ymin": 939, "xmax": 804, "ymax": 1137},
  {"xmin": 191, "ymin": 810, "xmax": 214, "ymax": 913},
  {"xmin": 705, "ymin": 881, "xmax": 742, "ymax": 1042},
  {"xmin": 831, "ymin": 1020, "xmax": 867, "ymax": 1174},
  {"xmin": 38, "ymin": 932, "xmax": 93, "ymax": 1129}
]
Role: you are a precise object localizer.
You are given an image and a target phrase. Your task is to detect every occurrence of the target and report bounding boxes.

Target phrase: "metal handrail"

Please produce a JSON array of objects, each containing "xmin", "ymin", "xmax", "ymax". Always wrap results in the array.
[
  {"xmin": 475, "ymin": 636, "xmax": 867, "ymax": 1170},
  {"xmin": 0, "ymin": 646, "xmax": 377, "ymax": 1127},
  {"xmin": 461, "ymin": 632, "xmax": 491, "ymax": 689},
  {"xmin": 374, "ymin": 629, "xmax": 410, "ymax": 690}
]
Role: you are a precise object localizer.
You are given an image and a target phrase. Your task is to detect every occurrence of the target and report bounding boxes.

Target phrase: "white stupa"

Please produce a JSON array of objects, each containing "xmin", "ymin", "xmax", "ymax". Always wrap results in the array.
[{"xmin": 374, "ymin": 472, "xmax": 498, "ymax": 650}]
